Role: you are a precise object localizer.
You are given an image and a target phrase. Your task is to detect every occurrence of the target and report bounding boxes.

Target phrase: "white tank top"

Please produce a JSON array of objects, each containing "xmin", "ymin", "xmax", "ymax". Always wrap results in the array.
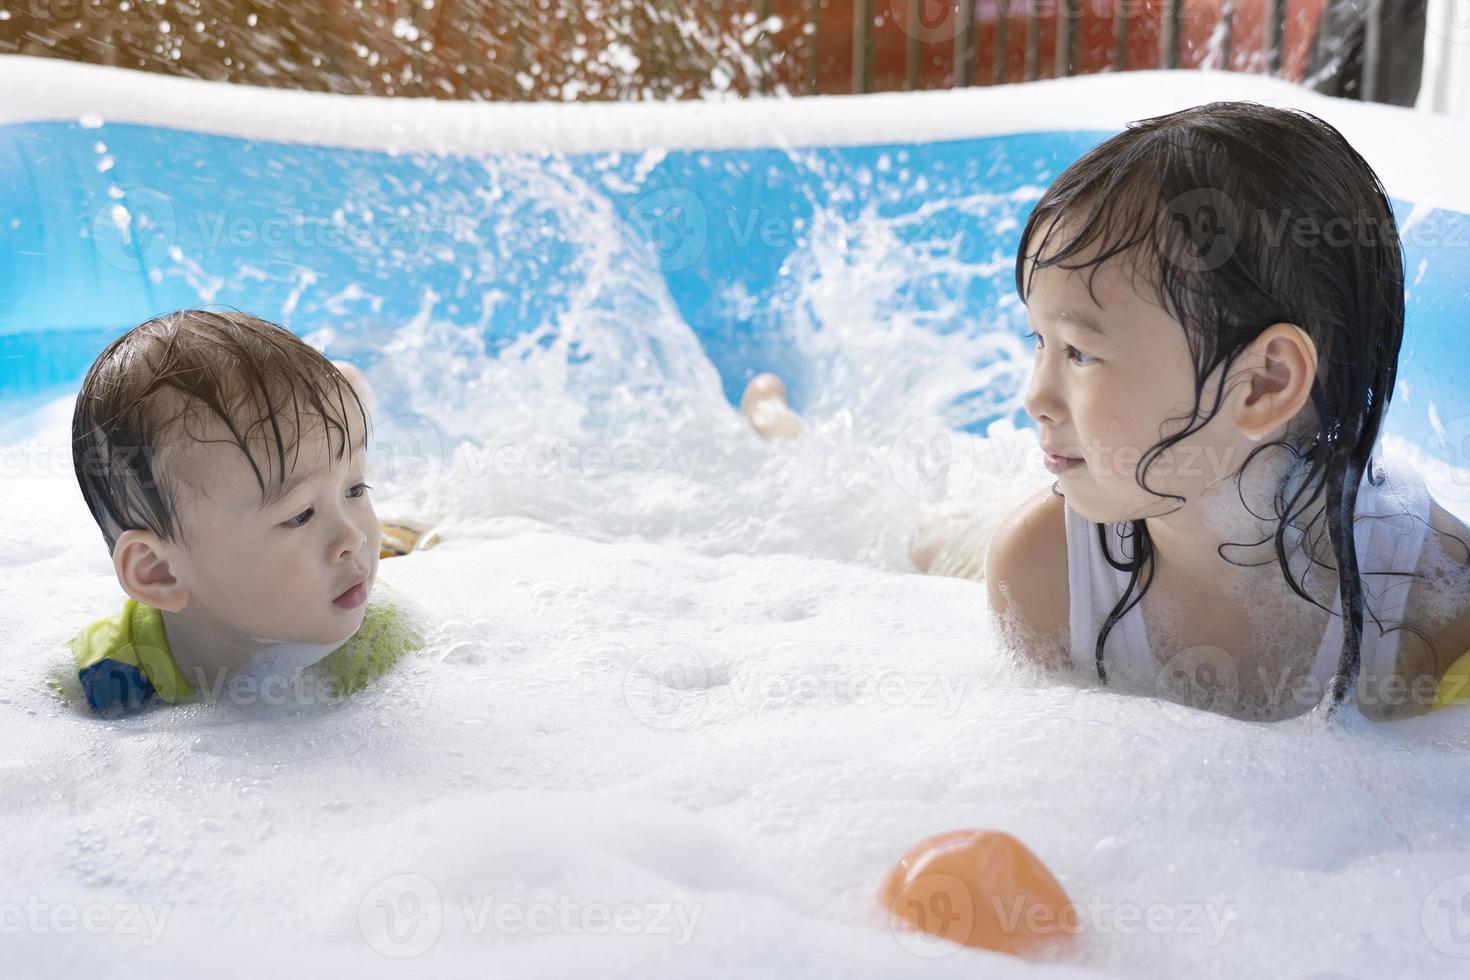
[{"xmin": 1063, "ymin": 449, "xmax": 1432, "ymax": 696}]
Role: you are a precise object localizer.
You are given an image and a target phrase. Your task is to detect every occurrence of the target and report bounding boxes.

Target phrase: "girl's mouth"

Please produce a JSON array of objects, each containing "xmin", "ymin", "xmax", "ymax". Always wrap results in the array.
[{"xmin": 1043, "ymin": 452, "xmax": 1085, "ymax": 475}]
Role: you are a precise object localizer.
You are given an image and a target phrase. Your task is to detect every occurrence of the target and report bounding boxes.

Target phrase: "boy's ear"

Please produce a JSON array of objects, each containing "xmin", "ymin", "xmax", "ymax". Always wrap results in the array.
[
  {"xmin": 1235, "ymin": 322, "xmax": 1318, "ymax": 442},
  {"xmin": 113, "ymin": 529, "xmax": 189, "ymax": 613}
]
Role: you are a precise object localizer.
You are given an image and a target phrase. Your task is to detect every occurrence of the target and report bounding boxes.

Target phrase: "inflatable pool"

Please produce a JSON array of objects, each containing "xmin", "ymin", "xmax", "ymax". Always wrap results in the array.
[{"xmin": 4, "ymin": 55, "xmax": 1470, "ymax": 978}]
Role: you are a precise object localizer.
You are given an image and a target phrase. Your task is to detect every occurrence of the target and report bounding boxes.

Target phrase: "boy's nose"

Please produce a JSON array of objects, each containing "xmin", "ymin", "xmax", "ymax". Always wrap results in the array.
[{"xmin": 333, "ymin": 520, "xmax": 369, "ymax": 562}]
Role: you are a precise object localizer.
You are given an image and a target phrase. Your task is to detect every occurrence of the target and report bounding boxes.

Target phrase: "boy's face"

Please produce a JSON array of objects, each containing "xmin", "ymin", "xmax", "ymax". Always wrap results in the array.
[
  {"xmin": 162, "ymin": 406, "xmax": 381, "ymax": 648},
  {"xmin": 1021, "ymin": 236, "xmax": 1255, "ymax": 527}
]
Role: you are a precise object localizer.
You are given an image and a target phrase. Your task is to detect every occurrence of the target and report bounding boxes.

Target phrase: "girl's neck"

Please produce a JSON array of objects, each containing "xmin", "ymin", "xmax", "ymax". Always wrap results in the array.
[{"xmin": 1144, "ymin": 443, "xmax": 1335, "ymax": 597}]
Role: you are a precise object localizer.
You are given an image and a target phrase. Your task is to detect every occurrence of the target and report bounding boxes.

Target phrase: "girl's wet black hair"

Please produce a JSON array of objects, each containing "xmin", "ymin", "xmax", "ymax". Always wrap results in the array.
[{"xmin": 1014, "ymin": 100, "xmax": 1434, "ymax": 717}]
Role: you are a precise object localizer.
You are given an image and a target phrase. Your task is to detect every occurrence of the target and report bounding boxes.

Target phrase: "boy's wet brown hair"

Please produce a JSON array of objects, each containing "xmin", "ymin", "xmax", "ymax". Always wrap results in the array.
[{"xmin": 71, "ymin": 309, "xmax": 370, "ymax": 553}]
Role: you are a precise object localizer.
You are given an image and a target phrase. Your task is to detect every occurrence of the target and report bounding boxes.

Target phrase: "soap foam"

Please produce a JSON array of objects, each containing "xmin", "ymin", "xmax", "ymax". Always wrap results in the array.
[{"xmin": 6, "ymin": 133, "xmax": 1470, "ymax": 980}]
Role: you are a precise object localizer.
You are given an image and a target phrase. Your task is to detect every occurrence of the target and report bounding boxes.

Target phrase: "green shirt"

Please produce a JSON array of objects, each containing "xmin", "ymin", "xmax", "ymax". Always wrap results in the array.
[{"xmin": 67, "ymin": 586, "xmax": 425, "ymax": 715}]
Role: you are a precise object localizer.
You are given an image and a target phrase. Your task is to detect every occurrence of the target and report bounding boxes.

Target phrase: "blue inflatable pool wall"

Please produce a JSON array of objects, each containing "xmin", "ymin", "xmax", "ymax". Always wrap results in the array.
[{"xmin": 3, "ymin": 108, "xmax": 1468, "ymax": 460}]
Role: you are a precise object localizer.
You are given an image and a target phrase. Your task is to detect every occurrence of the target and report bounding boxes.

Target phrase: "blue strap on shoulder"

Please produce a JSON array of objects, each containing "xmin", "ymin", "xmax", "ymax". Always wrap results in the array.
[{"xmin": 78, "ymin": 658, "xmax": 158, "ymax": 716}]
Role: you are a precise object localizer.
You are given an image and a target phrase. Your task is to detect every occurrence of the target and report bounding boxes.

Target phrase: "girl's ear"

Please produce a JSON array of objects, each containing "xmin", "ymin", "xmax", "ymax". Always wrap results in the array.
[
  {"xmin": 113, "ymin": 529, "xmax": 190, "ymax": 613},
  {"xmin": 1234, "ymin": 323, "xmax": 1319, "ymax": 443}
]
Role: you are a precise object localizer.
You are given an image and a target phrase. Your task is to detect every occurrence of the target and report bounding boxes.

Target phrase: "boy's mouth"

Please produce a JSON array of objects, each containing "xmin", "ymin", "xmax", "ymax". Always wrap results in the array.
[{"xmin": 332, "ymin": 574, "xmax": 370, "ymax": 610}]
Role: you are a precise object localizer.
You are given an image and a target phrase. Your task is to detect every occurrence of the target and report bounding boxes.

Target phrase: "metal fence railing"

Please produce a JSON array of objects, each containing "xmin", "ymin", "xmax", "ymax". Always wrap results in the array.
[{"xmin": 846, "ymin": 0, "xmax": 1324, "ymax": 94}]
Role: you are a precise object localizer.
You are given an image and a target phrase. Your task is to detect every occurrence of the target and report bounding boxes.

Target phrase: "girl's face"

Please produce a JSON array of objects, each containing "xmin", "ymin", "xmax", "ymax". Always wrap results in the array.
[{"xmin": 1021, "ymin": 242, "xmax": 1257, "ymax": 528}]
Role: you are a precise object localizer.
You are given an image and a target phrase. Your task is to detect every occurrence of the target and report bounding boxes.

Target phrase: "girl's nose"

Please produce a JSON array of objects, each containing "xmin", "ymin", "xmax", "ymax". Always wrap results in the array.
[{"xmin": 1024, "ymin": 358, "xmax": 1064, "ymax": 425}]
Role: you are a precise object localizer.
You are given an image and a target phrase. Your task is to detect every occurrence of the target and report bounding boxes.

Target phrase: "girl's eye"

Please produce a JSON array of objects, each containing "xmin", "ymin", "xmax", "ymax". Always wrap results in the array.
[
  {"xmin": 1023, "ymin": 330, "xmax": 1096, "ymax": 366},
  {"xmin": 348, "ymin": 482, "xmax": 372, "ymax": 500}
]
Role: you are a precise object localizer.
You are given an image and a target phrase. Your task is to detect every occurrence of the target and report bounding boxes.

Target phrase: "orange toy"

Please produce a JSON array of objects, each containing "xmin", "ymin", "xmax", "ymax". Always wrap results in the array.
[
  {"xmin": 879, "ymin": 829, "xmax": 1078, "ymax": 958},
  {"xmin": 378, "ymin": 519, "xmax": 441, "ymax": 559}
]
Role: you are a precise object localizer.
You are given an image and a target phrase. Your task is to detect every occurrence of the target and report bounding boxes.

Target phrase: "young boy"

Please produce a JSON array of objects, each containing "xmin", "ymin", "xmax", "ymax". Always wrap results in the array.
[{"xmin": 67, "ymin": 309, "xmax": 423, "ymax": 716}]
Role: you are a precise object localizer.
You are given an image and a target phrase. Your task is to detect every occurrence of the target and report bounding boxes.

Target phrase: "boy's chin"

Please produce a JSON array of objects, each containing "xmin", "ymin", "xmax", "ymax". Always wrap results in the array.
[
  {"xmin": 255, "ymin": 614, "xmax": 365, "ymax": 649},
  {"xmin": 319, "ymin": 613, "xmax": 367, "ymax": 646}
]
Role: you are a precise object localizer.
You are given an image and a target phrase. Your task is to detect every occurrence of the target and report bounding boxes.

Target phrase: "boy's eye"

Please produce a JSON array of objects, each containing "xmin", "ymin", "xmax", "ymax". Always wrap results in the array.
[
  {"xmin": 281, "ymin": 483, "xmax": 372, "ymax": 529},
  {"xmin": 1024, "ymin": 330, "xmax": 1097, "ymax": 366}
]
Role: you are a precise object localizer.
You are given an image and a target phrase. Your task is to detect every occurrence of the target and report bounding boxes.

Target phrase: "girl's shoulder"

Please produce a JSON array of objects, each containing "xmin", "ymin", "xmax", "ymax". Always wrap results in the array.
[
  {"xmin": 1424, "ymin": 497, "xmax": 1470, "ymax": 565},
  {"xmin": 1379, "ymin": 496, "xmax": 1470, "ymax": 716},
  {"xmin": 983, "ymin": 486, "xmax": 1071, "ymax": 673}
]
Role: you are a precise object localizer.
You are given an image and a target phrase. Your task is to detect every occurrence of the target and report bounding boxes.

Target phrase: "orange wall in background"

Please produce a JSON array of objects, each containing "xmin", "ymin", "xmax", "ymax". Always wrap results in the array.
[{"xmin": 0, "ymin": 0, "xmax": 1331, "ymax": 100}]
